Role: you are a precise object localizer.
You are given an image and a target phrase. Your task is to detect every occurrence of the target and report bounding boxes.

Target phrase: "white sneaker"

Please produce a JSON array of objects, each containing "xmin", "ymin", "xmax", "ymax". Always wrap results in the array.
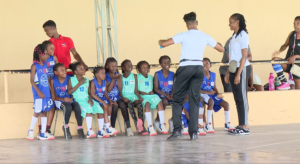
[
  {"xmin": 205, "ymin": 123, "xmax": 215, "ymax": 133},
  {"xmin": 39, "ymin": 132, "xmax": 55, "ymax": 140},
  {"xmin": 36, "ymin": 132, "xmax": 40, "ymax": 140},
  {"xmin": 168, "ymin": 118, "xmax": 174, "ymax": 132},
  {"xmin": 127, "ymin": 128, "xmax": 134, "ymax": 136},
  {"xmin": 27, "ymin": 130, "xmax": 34, "ymax": 140},
  {"xmin": 197, "ymin": 128, "xmax": 206, "ymax": 135},
  {"xmin": 86, "ymin": 129, "xmax": 96, "ymax": 139},
  {"xmin": 182, "ymin": 127, "xmax": 189, "ymax": 135},
  {"xmin": 224, "ymin": 122, "xmax": 235, "ymax": 131},
  {"xmin": 98, "ymin": 128, "xmax": 110, "ymax": 138},
  {"xmin": 160, "ymin": 123, "xmax": 168, "ymax": 134},
  {"xmin": 107, "ymin": 126, "xmax": 119, "ymax": 136},
  {"xmin": 148, "ymin": 125, "xmax": 157, "ymax": 136},
  {"xmin": 153, "ymin": 120, "xmax": 161, "ymax": 133}
]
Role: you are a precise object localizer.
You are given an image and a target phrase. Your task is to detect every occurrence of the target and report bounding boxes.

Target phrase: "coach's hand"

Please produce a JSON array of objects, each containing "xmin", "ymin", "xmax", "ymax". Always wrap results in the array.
[
  {"xmin": 234, "ymin": 75, "xmax": 240, "ymax": 85},
  {"xmin": 224, "ymin": 72, "xmax": 230, "ymax": 84}
]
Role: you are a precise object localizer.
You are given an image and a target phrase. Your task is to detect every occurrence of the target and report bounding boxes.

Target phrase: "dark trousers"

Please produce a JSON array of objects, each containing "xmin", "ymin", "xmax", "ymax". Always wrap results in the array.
[
  {"xmin": 229, "ymin": 65, "xmax": 251, "ymax": 126},
  {"xmin": 220, "ymin": 74, "xmax": 232, "ymax": 92},
  {"xmin": 172, "ymin": 65, "xmax": 204, "ymax": 134},
  {"xmin": 61, "ymin": 102, "xmax": 82, "ymax": 126},
  {"xmin": 111, "ymin": 99, "xmax": 131, "ymax": 128}
]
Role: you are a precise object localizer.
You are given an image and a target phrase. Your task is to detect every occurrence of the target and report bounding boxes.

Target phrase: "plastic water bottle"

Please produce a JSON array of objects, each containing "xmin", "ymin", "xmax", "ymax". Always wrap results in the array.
[
  {"xmin": 269, "ymin": 73, "xmax": 275, "ymax": 91},
  {"xmin": 274, "ymin": 77, "xmax": 280, "ymax": 90}
]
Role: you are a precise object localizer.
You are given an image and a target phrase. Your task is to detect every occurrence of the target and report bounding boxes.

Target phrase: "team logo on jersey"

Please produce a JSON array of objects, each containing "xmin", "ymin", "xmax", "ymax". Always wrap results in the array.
[
  {"xmin": 211, "ymin": 82, "xmax": 214, "ymax": 86},
  {"xmin": 61, "ymin": 43, "xmax": 67, "ymax": 47},
  {"xmin": 40, "ymin": 74, "xmax": 48, "ymax": 87},
  {"xmin": 43, "ymin": 69, "xmax": 47, "ymax": 73},
  {"xmin": 130, "ymin": 80, "xmax": 134, "ymax": 84},
  {"xmin": 162, "ymin": 88, "xmax": 171, "ymax": 94},
  {"xmin": 47, "ymin": 62, "xmax": 51, "ymax": 67},
  {"xmin": 168, "ymin": 81, "xmax": 173, "ymax": 85},
  {"xmin": 60, "ymin": 92, "xmax": 66, "ymax": 97},
  {"xmin": 50, "ymin": 61, "xmax": 55, "ymax": 65},
  {"xmin": 207, "ymin": 82, "xmax": 210, "ymax": 85},
  {"xmin": 61, "ymin": 86, "xmax": 66, "ymax": 91}
]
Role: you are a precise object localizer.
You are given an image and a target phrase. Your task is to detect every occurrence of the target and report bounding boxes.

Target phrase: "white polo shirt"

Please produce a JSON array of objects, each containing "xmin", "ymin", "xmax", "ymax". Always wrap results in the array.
[
  {"xmin": 229, "ymin": 30, "xmax": 250, "ymax": 67},
  {"xmin": 172, "ymin": 29, "xmax": 217, "ymax": 67}
]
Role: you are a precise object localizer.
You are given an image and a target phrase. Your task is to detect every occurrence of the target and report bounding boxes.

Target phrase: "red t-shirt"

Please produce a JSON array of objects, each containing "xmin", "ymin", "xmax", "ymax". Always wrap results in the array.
[{"xmin": 49, "ymin": 35, "xmax": 75, "ymax": 69}]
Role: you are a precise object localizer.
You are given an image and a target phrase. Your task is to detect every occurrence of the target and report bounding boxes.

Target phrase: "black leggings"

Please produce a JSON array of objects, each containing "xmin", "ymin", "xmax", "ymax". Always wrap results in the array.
[
  {"xmin": 110, "ymin": 99, "xmax": 131, "ymax": 128},
  {"xmin": 61, "ymin": 102, "xmax": 82, "ymax": 126}
]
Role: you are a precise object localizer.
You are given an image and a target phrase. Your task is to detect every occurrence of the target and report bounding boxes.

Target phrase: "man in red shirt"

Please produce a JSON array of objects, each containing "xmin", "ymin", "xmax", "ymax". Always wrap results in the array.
[{"xmin": 43, "ymin": 20, "xmax": 88, "ymax": 71}]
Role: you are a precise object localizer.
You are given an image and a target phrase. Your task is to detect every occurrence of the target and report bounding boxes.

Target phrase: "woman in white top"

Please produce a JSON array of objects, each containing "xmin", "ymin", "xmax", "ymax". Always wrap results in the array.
[
  {"xmin": 224, "ymin": 13, "xmax": 251, "ymax": 135},
  {"xmin": 158, "ymin": 12, "xmax": 224, "ymax": 140}
]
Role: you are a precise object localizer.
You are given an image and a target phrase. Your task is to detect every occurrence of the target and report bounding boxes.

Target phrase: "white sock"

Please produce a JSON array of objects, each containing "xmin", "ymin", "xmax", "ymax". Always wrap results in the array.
[
  {"xmin": 198, "ymin": 119, "xmax": 203, "ymax": 126},
  {"xmin": 86, "ymin": 117, "xmax": 92, "ymax": 130},
  {"xmin": 207, "ymin": 110, "xmax": 213, "ymax": 124},
  {"xmin": 41, "ymin": 117, "xmax": 47, "ymax": 133},
  {"xmin": 224, "ymin": 110, "xmax": 230, "ymax": 124},
  {"xmin": 145, "ymin": 112, "xmax": 152, "ymax": 127},
  {"xmin": 29, "ymin": 116, "xmax": 38, "ymax": 130},
  {"xmin": 108, "ymin": 116, "xmax": 111, "ymax": 121},
  {"xmin": 158, "ymin": 111, "xmax": 165, "ymax": 124},
  {"xmin": 98, "ymin": 118, "xmax": 104, "ymax": 130},
  {"xmin": 105, "ymin": 123, "xmax": 110, "ymax": 128},
  {"xmin": 199, "ymin": 107, "xmax": 204, "ymax": 114}
]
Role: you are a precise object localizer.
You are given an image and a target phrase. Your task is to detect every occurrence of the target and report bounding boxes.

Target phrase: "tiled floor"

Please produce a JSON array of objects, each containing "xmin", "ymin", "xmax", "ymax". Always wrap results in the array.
[{"xmin": 1, "ymin": 124, "xmax": 300, "ymax": 163}]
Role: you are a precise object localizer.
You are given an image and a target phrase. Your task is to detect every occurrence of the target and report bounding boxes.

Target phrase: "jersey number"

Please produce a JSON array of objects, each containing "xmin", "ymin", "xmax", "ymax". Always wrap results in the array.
[
  {"xmin": 80, "ymin": 87, "xmax": 84, "ymax": 92},
  {"xmin": 145, "ymin": 82, "xmax": 149, "ymax": 86},
  {"xmin": 125, "ymin": 81, "xmax": 129, "ymax": 86}
]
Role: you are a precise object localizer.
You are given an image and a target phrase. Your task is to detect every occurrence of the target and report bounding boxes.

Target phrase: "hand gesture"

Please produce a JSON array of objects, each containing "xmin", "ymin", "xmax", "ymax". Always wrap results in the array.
[
  {"xmin": 225, "ymin": 72, "xmax": 230, "ymax": 84},
  {"xmin": 166, "ymin": 94, "xmax": 172, "ymax": 101},
  {"xmin": 287, "ymin": 56, "xmax": 296, "ymax": 64},
  {"xmin": 217, "ymin": 93, "xmax": 223, "ymax": 99},
  {"xmin": 64, "ymin": 97, "xmax": 73, "ymax": 103},
  {"xmin": 111, "ymin": 74, "xmax": 121, "ymax": 79},
  {"xmin": 272, "ymin": 51, "xmax": 281, "ymax": 58},
  {"xmin": 88, "ymin": 98, "xmax": 94, "ymax": 106},
  {"xmin": 208, "ymin": 90, "xmax": 216, "ymax": 95},
  {"xmin": 234, "ymin": 74, "xmax": 240, "ymax": 85},
  {"xmin": 78, "ymin": 78, "xmax": 86, "ymax": 86},
  {"xmin": 123, "ymin": 98, "xmax": 129, "ymax": 103},
  {"xmin": 102, "ymin": 102, "xmax": 108, "ymax": 109},
  {"xmin": 139, "ymin": 97, "xmax": 144, "ymax": 103}
]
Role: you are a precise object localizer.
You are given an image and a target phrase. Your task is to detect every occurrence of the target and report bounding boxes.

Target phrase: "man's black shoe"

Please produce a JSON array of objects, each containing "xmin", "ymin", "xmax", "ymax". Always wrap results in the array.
[
  {"xmin": 167, "ymin": 131, "xmax": 183, "ymax": 141},
  {"xmin": 189, "ymin": 132, "xmax": 198, "ymax": 140}
]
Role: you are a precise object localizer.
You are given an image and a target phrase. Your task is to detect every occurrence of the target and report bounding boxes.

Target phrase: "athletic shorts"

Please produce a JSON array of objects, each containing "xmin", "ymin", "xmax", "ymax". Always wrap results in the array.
[
  {"xmin": 33, "ymin": 97, "xmax": 55, "ymax": 113},
  {"xmin": 201, "ymin": 94, "xmax": 223, "ymax": 112},
  {"xmin": 94, "ymin": 98, "xmax": 110, "ymax": 106},
  {"xmin": 141, "ymin": 94, "xmax": 162, "ymax": 110},
  {"xmin": 54, "ymin": 100, "xmax": 75, "ymax": 110},
  {"xmin": 181, "ymin": 101, "xmax": 202, "ymax": 127},
  {"xmin": 285, "ymin": 64, "xmax": 300, "ymax": 79},
  {"xmin": 77, "ymin": 100, "xmax": 103, "ymax": 118},
  {"xmin": 182, "ymin": 101, "xmax": 202, "ymax": 113},
  {"xmin": 156, "ymin": 94, "xmax": 173, "ymax": 104},
  {"xmin": 123, "ymin": 93, "xmax": 139, "ymax": 102}
]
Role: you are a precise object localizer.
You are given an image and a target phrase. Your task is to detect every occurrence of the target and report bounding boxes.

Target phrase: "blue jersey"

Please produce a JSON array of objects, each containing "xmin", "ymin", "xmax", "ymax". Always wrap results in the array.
[
  {"xmin": 201, "ymin": 72, "xmax": 216, "ymax": 92},
  {"xmin": 53, "ymin": 75, "xmax": 71, "ymax": 99},
  {"xmin": 45, "ymin": 55, "xmax": 55, "ymax": 79},
  {"xmin": 156, "ymin": 70, "xmax": 174, "ymax": 97},
  {"xmin": 106, "ymin": 72, "xmax": 121, "ymax": 102},
  {"xmin": 31, "ymin": 63, "xmax": 51, "ymax": 99},
  {"xmin": 92, "ymin": 78, "xmax": 107, "ymax": 101}
]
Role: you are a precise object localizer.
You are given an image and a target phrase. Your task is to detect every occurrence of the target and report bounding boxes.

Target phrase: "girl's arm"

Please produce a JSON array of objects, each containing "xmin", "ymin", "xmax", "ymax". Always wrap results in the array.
[
  {"xmin": 53, "ymin": 55, "xmax": 58, "ymax": 64},
  {"xmin": 68, "ymin": 78, "xmax": 85, "ymax": 95},
  {"xmin": 107, "ymin": 79, "xmax": 116, "ymax": 92},
  {"xmin": 134, "ymin": 74, "xmax": 142, "ymax": 100},
  {"xmin": 280, "ymin": 31, "xmax": 293, "ymax": 52},
  {"xmin": 212, "ymin": 76, "xmax": 219, "ymax": 95},
  {"xmin": 49, "ymin": 79, "xmax": 59, "ymax": 101},
  {"xmin": 200, "ymin": 90, "xmax": 215, "ymax": 95},
  {"xmin": 116, "ymin": 76, "xmax": 126, "ymax": 99},
  {"xmin": 30, "ymin": 64, "xmax": 44, "ymax": 98},
  {"xmin": 153, "ymin": 72, "xmax": 168, "ymax": 97},
  {"xmin": 90, "ymin": 80, "xmax": 106, "ymax": 104}
]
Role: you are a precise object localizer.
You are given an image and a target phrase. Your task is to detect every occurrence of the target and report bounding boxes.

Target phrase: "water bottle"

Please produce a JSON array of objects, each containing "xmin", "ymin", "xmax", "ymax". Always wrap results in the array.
[
  {"xmin": 269, "ymin": 73, "xmax": 275, "ymax": 91},
  {"xmin": 274, "ymin": 77, "xmax": 280, "ymax": 90}
]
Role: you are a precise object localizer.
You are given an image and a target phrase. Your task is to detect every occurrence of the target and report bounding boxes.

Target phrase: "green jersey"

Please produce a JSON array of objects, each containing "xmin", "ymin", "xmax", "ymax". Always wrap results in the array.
[
  {"xmin": 137, "ymin": 74, "xmax": 153, "ymax": 93},
  {"xmin": 70, "ymin": 76, "xmax": 89, "ymax": 102},
  {"xmin": 122, "ymin": 73, "xmax": 136, "ymax": 96}
]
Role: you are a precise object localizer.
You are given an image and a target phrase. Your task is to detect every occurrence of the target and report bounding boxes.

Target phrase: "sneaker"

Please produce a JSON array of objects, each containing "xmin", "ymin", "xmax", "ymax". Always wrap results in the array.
[
  {"xmin": 159, "ymin": 123, "xmax": 169, "ymax": 134},
  {"xmin": 205, "ymin": 123, "xmax": 215, "ymax": 133},
  {"xmin": 148, "ymin": 125, "xmax": 157, "ymax": 136},
  {"xmin": 39, "ymin": 132, "xmax": 55, "ymax": 140},
  {"xmin": 27, "ymin": 130, "xmax": 34, "ymax": 140},
  {"xmin": 36, "ymin": 132, "xmax": 40, "ymax": 140},
  {"xmin": 62, "ymin": 126, "xmax": 72, "ymax": 139},
  {"xmin": 197, "ymin": 128, "xmax": 206, "ymax": 135},
  {"xmin": 139, "ymin": 127, "xmax": 149, "ymax": 135},
  {"xmin": 107, "ymin": 126, "xmax": 119, "ymax": 135},
  {"xmin": 153, "ymin": 120, "xmax": 161, "ymax": 133},
  {"xmin": 277, "ymin": 82, "xmax": 290, "ymax": 90},
  {"xmin": 127, "ymin": 128, "xmax": 134, "ymax": 136},
  {"xmin": 137, "ymin": 118, "xmax": 144, "ymax": 132},
  {"xmin": 86, "ymin": 128, "xmax": 96, "ymax": 139},
  {"xmin": 46, "ymin": 128, "xmax": 52, "ymax": 134},
  {"xmin": 229, "ymin": 126, "xmax": 250, "ymax": 135},
  {"xmin": 78, "ymin": 129, "xmax": 85, "ymax": 139},
  {"xmin": 168, "ymin": 118, "xmax": 174, "ymax": 133},
  {"xmin": 224, "ymin": 122, "xmax": 235, "ymax": 131},
  {"xmin": 182, "ymin": 127, "xmax": 189, "ymax": 135},
  {"xmin": 98, "ymin": 128, "xmax": 110, "ymax": 138}
]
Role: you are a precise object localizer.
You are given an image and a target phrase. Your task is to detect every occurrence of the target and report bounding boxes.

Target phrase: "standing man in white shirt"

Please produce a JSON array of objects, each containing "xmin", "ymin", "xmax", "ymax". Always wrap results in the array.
[
  {"xmin": 158, "ymin": 12, "xmax": 224, "ymax": 140},
  {"xmin": 224, "ymin": 13, "xmax": 251, "ymax": 135}
]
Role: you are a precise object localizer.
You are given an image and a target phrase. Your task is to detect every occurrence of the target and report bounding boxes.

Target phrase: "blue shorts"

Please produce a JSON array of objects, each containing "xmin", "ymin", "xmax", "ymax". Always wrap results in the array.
[
  {"xmin": 182, "ymin": 101, "xmax": 202, "ymax": 113},
  {"xmin": 156, "ymin": 93, "xmax": 173, "ymax": 104},
  {"xmin": 33, "ymin": 97, "xmax": 55, "ymax": 113},
  {"xmin": 97, "ymin": 98, "xmax": 110, "ymax": 106},
  {"xmin": 109, "ymin": 95, "xmax": 121, "ymax": 102},
  {"xmin": 201, "ymin": 94, "xmax": 223, "ymax": 112}
]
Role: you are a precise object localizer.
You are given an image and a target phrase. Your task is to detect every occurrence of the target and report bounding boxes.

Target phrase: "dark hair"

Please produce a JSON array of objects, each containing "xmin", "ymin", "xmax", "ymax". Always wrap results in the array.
[
  {"xmin": 183, "ymin": 12, "xmax": 196, "ymax": 23},
  {"xmin": 159, "ymin": 55, "xmax": 171, "ymax": 64},
  {"xmin": 203, "ymin": 58, "xmax": 211, "ymax": 64},
  {"xmin": 53, "ymin": 63, "xmax": 65, "ymax": 72},
  {"xmin": 295, "ymin": 16, "xmax": 300, "ymax": 21},
  {"xmin": 43, "ymin": 20, "xmax": 56, "ymax": 28},
  {"xmin": 121, "ymin": 59, "xmax": 131, "ymax": 74},
  {"xmin": 33, "ymin": 44, "xmax": 45, "ymax": 63},
  {"xmin": 69, "ymin": 62, "xmax": 82, "ymax": 73},
  {"xmin": 136, "ymin": 61, "xmax": 150, "ymax": 73},
  {"xmin": 93, "ymin": 66, "xmax": 105, "ymax": 76},
  {"xmin": 42, "ymin": 40, "xmax": 53, "ymax": 49},
  {"xmin": 104, "ymin": 57, "xmax": 118, "ymax": 73},
  {"xmin": 230, "ymin": 13, "xmax": 248, "ymax": 38}
]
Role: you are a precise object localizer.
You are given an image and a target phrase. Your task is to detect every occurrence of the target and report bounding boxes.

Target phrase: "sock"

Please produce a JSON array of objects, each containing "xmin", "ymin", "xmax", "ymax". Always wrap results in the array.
[
  {"xmin": 29, "ymin": 116, "xmax": 38, "ymax": 130},
  {"xmin": 207, "ymin": 110, "xmax": 213, "ymax": 124},
  {"xmin": 198, "ymin": 119, "xmax": 203, "ymax": 126},
  {"xmin": 272, "ymin": 64, "xmax": 287, "ymax": 83},
  {"xmin": 86, "ymin": 117, "xmax": 92, "ymax": 130},
  {"xmin": 158, "ymin": 111, "xmax": 165, "ymax": 124},
  {"xmin": 65, "ymin": 124, "xmax": 69, "ymax": 128},
  {"xmin": 199, "ymin": 107, "xmax": 204, "ymax": 114},
  {"xmin": 98, "ymin": 118, "xmax": 104, "ymax": 130},
  {"xmin": 38, "ymin": 125, "xmax": 41, "ymax": 132},
  {"xmin": 224, "ymin": 111, "xmax": 230, "ymax": 124},
  {"xmin": 105, "ymin": 123, "xmax": 110, "ymax": 128},
  {"xmin": 41, "ymin": 117, "xmax": 47, "ymax": 133},
  {"xmin": 78, "ymin": 126, "xmax": 83, "ymax": 129},
  {"xmin": 145, "ymin": 112, "xmax": 152, "ymax": 127},
  {"xmin": 46, "ymin": 125, "xmax": 51, "ymax": 130},
  {"xmin": 108, "ymin": 116, "xmax": 111, "ymax": 121}
]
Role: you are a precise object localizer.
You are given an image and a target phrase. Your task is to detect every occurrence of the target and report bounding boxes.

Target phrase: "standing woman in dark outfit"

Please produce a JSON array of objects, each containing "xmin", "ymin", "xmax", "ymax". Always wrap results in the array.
[
  {"xmin": 224, "ymin": 13, "xmax": 251, "ymax": 135},
  {"xmin": 158, "ymin": 12, "xmax": 224, "ymax": 140},
  {"xmin": 271, "ymin": 16, "xmax": 300, "ymax": 89}
]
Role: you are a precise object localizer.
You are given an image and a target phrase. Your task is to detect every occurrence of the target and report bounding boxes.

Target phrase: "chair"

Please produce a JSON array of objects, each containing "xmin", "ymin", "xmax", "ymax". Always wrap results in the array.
[{"xmin": 52, "ymin": 103, "xmax": 68, "ymax": 140}]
